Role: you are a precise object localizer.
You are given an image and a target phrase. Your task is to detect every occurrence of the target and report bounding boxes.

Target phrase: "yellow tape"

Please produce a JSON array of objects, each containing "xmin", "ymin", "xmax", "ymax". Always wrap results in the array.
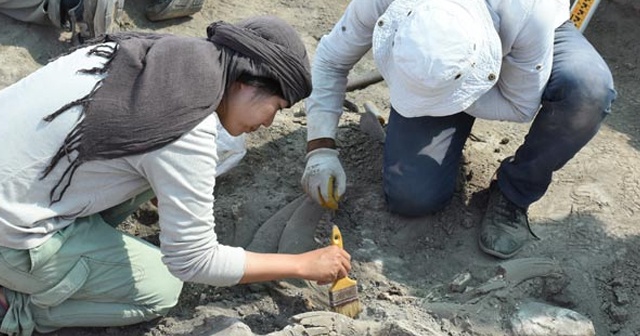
[{"xmin": 570, "ymin": 0, "xmax": 597, "ymax": 29}]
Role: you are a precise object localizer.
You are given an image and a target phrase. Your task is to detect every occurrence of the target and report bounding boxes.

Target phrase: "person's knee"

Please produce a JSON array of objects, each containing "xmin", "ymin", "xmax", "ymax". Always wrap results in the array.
[
  {"xmin": 384, "ymin": 178, "xmax": 454, "ymax": 217},
  {"xmin": 547, "ymin": 67, "xmax": 616, "ymax": 135},
  {"xmin": 143, "ymin": 277, "xmax": 183, "ymax": 318},
  {"xmin": 555, "ymin": 64, "xmax": 615, "ymax": 110}
]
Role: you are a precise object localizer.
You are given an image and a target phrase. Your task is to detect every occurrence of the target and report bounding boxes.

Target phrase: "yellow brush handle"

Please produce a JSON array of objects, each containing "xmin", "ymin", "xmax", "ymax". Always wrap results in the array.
[
  {"xmin": 331, "ymin": 225, "xmax": 356, "ymax": 291},
  {"xmin": 319, "ymin": 176, "xmax": 339, "ymax": 210},
  {"xmin": 331, "ymin": 225, "xmax": 343, "ymax": 249}
]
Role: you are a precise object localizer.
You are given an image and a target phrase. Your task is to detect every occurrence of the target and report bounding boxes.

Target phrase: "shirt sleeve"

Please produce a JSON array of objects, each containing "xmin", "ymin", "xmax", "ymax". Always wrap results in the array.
[
  {"xmin": 305, "ymin": 0, "xmax": 393, "ymax": 140},
  {"xmin": 133, "ymin": 115, "xmax": 246, "ymax": 287},
  {"xmin": 465, "ymin": 6, "xmax": 558, "ymax": 122}
]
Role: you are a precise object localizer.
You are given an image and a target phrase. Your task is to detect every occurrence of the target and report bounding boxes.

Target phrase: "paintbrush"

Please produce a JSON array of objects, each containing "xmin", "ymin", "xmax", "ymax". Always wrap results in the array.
[{"xmin": 329, "ymin": 225, "xmax": 362, "ymax": 318}]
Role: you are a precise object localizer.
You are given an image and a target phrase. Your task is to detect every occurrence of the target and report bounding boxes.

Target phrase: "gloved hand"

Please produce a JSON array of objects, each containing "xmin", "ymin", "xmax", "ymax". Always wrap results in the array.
[{"xmin": 301, "ymin": 148, "xmax": 346, "ymax": 210}]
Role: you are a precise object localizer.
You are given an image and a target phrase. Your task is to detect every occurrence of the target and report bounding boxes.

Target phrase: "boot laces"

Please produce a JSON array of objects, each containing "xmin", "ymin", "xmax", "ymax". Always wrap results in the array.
[{"xmin": 493, "ymin": 190, "xmax": 539, "ymax": 239}]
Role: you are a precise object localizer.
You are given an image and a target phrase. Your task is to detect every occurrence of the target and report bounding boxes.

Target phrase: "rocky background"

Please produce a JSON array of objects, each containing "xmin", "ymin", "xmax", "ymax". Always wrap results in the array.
[{"xmin": 1, "ymin": 0, "xmax": 639, "ymax": 335}]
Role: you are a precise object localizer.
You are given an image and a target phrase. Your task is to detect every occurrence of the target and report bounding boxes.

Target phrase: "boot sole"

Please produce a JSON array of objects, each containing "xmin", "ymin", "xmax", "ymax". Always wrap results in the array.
[
  {"xmin": 478, "ymin": 237, "xmax": 523, "ymax": 259},
  {"xmin": 146, "ymin": 0, "xmax": 204, "ymax": 22}
]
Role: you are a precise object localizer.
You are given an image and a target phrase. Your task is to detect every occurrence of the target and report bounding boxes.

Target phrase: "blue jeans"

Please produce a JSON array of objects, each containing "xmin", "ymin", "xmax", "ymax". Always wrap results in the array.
[{"xmin": 383, "ymin": 21, "xmax": 616, "ymax": 216}]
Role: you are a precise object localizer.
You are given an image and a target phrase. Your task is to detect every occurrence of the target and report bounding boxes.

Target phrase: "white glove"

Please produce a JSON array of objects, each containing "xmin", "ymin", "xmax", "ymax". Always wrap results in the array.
[{"xmin": 301, "ymin": 148, "xmax": 346, "ymax": 210}]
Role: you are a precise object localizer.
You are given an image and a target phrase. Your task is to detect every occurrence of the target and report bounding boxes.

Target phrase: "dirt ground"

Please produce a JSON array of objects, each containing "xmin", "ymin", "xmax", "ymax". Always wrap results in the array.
[{"xmin": 1, "ymin": 0, "xmax": 639, "ymax": 335}]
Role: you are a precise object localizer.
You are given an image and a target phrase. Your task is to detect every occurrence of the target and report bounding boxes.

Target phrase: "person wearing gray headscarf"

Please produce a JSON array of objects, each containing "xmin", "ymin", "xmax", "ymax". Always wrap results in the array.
[{"xmin": 0, "ymin": 16, "xmax": 352, "ymax": 335}]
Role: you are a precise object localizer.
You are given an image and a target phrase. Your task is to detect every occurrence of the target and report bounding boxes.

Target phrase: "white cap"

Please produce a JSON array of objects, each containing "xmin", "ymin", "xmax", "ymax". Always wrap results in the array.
[{"xmin": 372, "ymin": 0, "xmax": 502, "ymax": 117}]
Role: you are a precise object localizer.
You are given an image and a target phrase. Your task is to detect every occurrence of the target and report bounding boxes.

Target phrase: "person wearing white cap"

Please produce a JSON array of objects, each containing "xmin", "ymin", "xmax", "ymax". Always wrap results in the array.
[{"xmin": 301, "ymin": 0, "xmax": 616, "ymax": 259}]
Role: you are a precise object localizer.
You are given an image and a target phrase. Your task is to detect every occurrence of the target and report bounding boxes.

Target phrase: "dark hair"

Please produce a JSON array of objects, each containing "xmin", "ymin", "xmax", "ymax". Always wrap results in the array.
[{"xmin": 237, "ymin": 73, "xmax": 284, "ymax": 100}]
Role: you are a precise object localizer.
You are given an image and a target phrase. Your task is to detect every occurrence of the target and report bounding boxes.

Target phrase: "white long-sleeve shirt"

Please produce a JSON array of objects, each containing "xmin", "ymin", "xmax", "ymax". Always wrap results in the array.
[
  {"xmin": 305, "ymin": 0, "xmax": 570, "ymax": 141},
  {"xmin": 0, "ymin": 43, "xmax": 246, "ymax": 287}
]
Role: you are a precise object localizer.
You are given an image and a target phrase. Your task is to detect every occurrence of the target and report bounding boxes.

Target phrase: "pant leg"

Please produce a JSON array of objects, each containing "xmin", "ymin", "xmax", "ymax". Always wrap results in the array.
[
  {"xmin": 383, "ymin": 107, "xmax": 475, "ymax": 216},
  {"xmin": 0, "ymin": 213, "xmax": 183, "ymax": 335},
  {"xmin": 497, "ymin": 21, "xmax": 616, "ymax": 208},
  {"xmin": 0, "ymin": 0, "xmax": 51, "ymax": 25}
]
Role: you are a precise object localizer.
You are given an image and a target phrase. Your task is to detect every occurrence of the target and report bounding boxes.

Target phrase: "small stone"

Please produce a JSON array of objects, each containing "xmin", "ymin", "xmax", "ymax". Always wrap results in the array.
[
  {"xmin": 609, "ymin": 277, "xmax": 625, "ymax": 287},
  {"xmin": 607, "ymin": 304, "xmax": 629, "ymax": 324},
  {"xmin": 614, "ymin": 289, "xmax": 630, "ymax": 305},
  {"xmin": 366, "ymin": 306, "xmax": 388, "ymax": 320},
  {"xmin": 380, "ymin": 320, "xmax": 422, "ymax": 336},
  {"xmin": 377, "ymin": 292, "xmax": 393, "ymax": 301},
  {"xmin": 500, "ymin": 138, "xmax": 510, "ymax": 145},
  {"xmin": 387, "ymin": 285, "xmax": 406, "ymax": 296},
  {"xmin": 449, "ymin": 272, "xmax": 472, "ymax": 293}
]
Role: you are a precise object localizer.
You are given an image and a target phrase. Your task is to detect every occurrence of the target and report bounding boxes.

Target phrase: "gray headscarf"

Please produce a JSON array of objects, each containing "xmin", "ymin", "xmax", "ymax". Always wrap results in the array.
[{"xmin": 42, "ymin": 16, "xmax": 312, "ymax": 203}]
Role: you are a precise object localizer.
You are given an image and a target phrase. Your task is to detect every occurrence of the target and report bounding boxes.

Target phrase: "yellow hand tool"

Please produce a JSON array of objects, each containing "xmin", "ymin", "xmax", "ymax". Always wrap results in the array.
[
  {"xmin": 328, "ymin": 225, "xmax": 362, "ymax": 318},
  {"xmin": 319, "ymin": 175, "xmax": 340, "ymax": 210}
]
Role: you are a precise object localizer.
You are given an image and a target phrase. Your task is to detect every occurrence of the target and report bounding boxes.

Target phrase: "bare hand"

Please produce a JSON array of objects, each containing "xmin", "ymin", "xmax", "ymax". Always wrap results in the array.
[{"xmin": 298, "ymin": 245, "xmax": 351, "ymax": 285}]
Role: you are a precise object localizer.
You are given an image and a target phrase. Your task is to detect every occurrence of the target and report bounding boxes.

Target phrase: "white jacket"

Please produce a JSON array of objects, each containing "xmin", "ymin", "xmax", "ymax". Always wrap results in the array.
[{"xmin": 305, "ymin": 0, "xmax": 570, "ymax": 141}]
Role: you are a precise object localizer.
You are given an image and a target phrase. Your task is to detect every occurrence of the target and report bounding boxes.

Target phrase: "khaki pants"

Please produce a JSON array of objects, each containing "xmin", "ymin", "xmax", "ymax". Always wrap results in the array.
[
  {"xmin": 0, "ymin": 0, "xmax": 51, "ymax": 25},
  {"xmin": 0, "ymin": 190, "xmax": 183, "ymax": 336}
]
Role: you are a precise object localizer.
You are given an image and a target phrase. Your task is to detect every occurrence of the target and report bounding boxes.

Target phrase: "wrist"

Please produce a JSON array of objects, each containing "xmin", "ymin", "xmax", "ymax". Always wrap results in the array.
[
  {"xmin": 305, "ymin": 147, "xmax": 339, "ymax": 161},
  {"xmin": 241, "ymin": 252, "xmax": 306, "ymax": 283},
  {"xmin": 306, "ymin": 138, "xmax": 336, "ymax": 153},
  {"xmin": 306, "ymin": 111, "xmax": 341, "ymax": 140},
  {"xmin": 297, "ymin": 254, "xmax": 309, "ymax": 279}
]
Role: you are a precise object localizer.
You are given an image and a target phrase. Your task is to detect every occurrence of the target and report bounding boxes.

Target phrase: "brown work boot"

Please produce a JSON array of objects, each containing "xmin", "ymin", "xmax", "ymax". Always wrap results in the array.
[
  {"xmin": 146, "ymin": 0, "xmax": 204, "ymax": 22},
  {"xmin": 478, "ymin": 182, "xmax": 539, "ymax": 259}
]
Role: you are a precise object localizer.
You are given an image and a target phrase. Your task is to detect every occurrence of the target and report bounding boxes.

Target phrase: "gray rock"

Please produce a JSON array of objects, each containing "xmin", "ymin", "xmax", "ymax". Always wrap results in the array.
[
  {"xmin": 359, "ymin": 101, "xmax": 386, "ymax": 143},
  {"xmin": 200, "ymin": 316, "xmax": 254, "ymax": 336},
  {"xmin": 510, "ymin": 302, "xmax": 595, "ymax": 336}
]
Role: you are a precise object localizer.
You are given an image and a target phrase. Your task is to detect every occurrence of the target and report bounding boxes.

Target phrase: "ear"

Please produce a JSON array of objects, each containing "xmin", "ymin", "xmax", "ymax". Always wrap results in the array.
[
  {"xmin": 233, "ymin": 82, "xmax": 259, "ymax": 100},
  {"xmin": 218, "ymin": 81, "xmax": 242, "ymax": 112},
  {"xmin": 228, "ymin": 81, "xmax": 244, "ymax": 94},
  {"xmin": 236, "ymin": 81, "xmax": 250, "ymax": 91}
]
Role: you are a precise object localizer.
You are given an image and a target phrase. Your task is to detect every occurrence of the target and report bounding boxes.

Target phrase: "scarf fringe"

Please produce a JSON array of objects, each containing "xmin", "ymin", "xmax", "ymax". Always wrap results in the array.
[
  {"xmin": 41, "ymin": 43, "xmax": 118, "ymax": 204},
  {"xmin": 48, "ymin": 158, "xmax": 82, "ymax": 204},
  {"xmin": 43, "ymin": 80, "xmax": 102, "ymax": 122},
  {"xmin": 78, "ymin": 44, "xmax": 118, "ymax": 75}
]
